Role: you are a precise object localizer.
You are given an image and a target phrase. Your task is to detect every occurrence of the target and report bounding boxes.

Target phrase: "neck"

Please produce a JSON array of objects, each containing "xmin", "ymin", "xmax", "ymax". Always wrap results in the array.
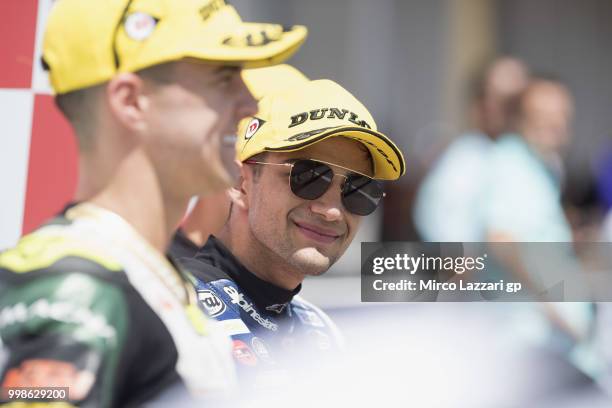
[
  {"xmin": 86, "ymin": 148, "xmax": 189, "ymax": 253},
  {"xmin": 217, "ymin": 219, "xmax": 303, "ymax": 291}
]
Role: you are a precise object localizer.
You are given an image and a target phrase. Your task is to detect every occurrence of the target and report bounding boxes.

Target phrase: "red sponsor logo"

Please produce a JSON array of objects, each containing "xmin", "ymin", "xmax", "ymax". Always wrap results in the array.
[
  {"xmin": 245, "ymin": 118, "xmax": 263, "ymax": 139},
  {"xmin": 232, "ymin": 340, "xmax": 258, "ymax": 366}
]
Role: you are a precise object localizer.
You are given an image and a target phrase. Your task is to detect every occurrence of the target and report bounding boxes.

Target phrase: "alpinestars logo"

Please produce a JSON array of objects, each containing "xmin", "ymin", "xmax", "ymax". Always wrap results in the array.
[
  {"xmin": 266, "ymin": 303, "xmax": 287, "ymax": 314},
  {"xmin": 223, "ymin": 286, "xmax": 278, "ymax": 331}
]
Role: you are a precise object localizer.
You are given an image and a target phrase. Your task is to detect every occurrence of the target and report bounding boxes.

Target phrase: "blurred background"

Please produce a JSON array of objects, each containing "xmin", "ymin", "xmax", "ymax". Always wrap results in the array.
[
  {"xmin": 2, "ymin": 1, "xmax": 612, "ymax": 405},
  {"xmin": 2, "ymin": 0, "xmax": 611, "ymax": 249},
  {"xmin": 232, "ymin": 0, "xmax": 612, "ymax": 241}
]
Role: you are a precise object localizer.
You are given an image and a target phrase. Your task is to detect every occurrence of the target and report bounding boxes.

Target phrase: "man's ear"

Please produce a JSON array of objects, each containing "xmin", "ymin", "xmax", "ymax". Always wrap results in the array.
[
  {"xmin": 228, "ymin": 160, "xmax": 251, "ymax": 211},
  {"xmin": 106, "ymin": 73, "xmax": 147, "ymax": 134}
]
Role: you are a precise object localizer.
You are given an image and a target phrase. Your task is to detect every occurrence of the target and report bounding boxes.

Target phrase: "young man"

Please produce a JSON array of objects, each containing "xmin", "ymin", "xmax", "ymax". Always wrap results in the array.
[
  {"xmin": 170, "ymin": 64, "xmax": 310, "ymax": 258},
  {"xmin": 0, "ymin": 0, "xmax": 306, "ymax": 406},
  {"xmin": 179, "ymin": 79, "xmax": 405, "ymax": 381}
]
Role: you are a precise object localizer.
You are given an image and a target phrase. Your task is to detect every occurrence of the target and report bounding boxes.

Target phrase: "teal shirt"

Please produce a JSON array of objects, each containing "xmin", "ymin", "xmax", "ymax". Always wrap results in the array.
[
  {"xmin": 482, "ymin": 134, "xmax": 572, "ymax": 242},
  {"xmin": 414, "ymin": 132, "xmax": 493, "ymax": 241}
]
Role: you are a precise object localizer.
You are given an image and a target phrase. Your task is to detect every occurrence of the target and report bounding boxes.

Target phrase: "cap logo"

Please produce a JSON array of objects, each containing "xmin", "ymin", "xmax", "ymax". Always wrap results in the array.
[
  {"xmin": 244, "ymin": 117, "xmax": 265, "ymax": 139},
  {"xmin": 199, "ymin": 0, "xmax": 227, "ymax": 21},
  {"xmin": 285, "ymin": 127, "xmax": 337, "ymax": 142},
  {"xmin": 124, "ymin": 12, "xmax": 158, "ymax": 41},
  {"xmin": 288, "ymin": 108, "xmax": 371, "ymax": 129},
  {"xmin": 222, "ymin": 28, "xmax": 281, "ymax": 48}
]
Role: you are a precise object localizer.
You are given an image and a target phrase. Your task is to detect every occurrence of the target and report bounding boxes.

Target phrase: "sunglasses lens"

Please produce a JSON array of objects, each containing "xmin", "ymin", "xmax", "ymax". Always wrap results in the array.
[
  {"xmin": 342, "ymin": 175, "xmax": 384, "ymax": 216},
  {"xmin": 290, "ymin": 160, "xmax": 334, "ymax": 200}
]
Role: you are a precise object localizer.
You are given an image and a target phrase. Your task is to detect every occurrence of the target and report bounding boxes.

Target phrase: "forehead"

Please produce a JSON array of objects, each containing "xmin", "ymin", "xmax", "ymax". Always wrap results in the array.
[{"xmin": 275, "ymin": 137, "xmax": 373, "ymax": 176}]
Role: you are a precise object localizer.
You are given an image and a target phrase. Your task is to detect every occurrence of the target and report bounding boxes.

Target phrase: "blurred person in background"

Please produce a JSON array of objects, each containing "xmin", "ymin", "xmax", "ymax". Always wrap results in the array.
[
  {"xmin": 179, "ymin": 79, "xmax": 405, "ymax": 386},
  {"xmin": 170, "ymin": 65, "xmax": 309, "ymax": 259},
  {"xmin": 484, "ymin": 77, "xmax": 574, "ymax": 242},
  {"xmin": 482, "ymin": 77, "xmax": 600, "ymax": 377},
  {"xmin": 413, "ymin": 56, "xmax": 529, "ymax": 241},
  {"xmin": 0, "ymin": 0, "xmax": 306, "ymax": 405}
]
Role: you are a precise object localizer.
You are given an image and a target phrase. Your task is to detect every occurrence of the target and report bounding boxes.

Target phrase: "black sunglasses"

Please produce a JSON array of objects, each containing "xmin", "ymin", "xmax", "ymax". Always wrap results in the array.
[{"xmin": 244, "ymin": 159, "xmax": 385, "ymax": 216}]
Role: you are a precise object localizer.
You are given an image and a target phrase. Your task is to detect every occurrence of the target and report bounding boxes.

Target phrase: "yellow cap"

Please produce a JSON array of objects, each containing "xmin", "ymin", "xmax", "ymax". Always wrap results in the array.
[
  {"xmin": 237, "ymin": 80, "xmax": 406, "ymax": 180},
  {"xmin": 242, "ymin": 64, "xmax": 309, "ymax": 100},
  {"xmin": 43, "ymin": 0, "xmax": 308, "ymax": 94}
]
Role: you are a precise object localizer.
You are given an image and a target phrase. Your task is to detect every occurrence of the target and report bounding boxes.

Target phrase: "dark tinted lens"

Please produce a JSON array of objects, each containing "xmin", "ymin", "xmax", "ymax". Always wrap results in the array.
[
  {"xmin": 290, "ymin": 160, "xmax": 334, "ymax": 200},
  {"xmin": 342, "ymin": 175, "xmax": 384, "ymax": 215}
]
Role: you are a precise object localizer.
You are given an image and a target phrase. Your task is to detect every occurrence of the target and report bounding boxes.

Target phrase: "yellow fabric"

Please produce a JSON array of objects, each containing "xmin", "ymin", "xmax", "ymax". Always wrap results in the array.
[
  {"xmin": 0, "ymin": 232, "xmax": 122, "ymax": 273},
  {"xmin": 236, "ymin": 79, "xmax": 406, "ymax": 180},
  {"xmin": 0, "ymin": 402, "xmax": 76, "ymax": 408},
  {"xmin": 43, "ymin": 0, "xmax": 307, "ymax": 93},
  {"xmin": 242, "ymin": 64, "xmax": 309, "ymax": 100}
]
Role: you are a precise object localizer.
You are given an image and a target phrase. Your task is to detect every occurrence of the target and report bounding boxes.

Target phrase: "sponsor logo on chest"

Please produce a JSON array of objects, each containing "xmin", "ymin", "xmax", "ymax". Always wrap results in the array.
[
  {"xmin": 223, "ymin": 286, "xmax": 278, "ymax": 331},
  {"xmin": 197, "ymin": 290, "xmax": 226, "ymax": 317}
]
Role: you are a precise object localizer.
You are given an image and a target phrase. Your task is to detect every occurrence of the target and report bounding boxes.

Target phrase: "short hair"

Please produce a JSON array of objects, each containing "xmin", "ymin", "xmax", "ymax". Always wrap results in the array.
[
  {"xmin": 54, "ymin": 62, "xmax": 179, "ymax": 151},
  {"xmin": 136, "ymin": 61, "xmax": 178, "ymax": 85},
  {"xmin": 54, "ymin": 84, "xmax": 103, "ymax": 151}
]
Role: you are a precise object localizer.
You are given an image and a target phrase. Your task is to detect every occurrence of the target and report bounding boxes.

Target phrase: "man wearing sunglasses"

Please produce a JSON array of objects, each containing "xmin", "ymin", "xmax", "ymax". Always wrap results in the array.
[
  {"xmin": 0, "ymin": 0, "xmax": 306, "ymax": 405},
  {"xmin": 179, "ymin": 79, "xmax": 405, "ymax": 381}
]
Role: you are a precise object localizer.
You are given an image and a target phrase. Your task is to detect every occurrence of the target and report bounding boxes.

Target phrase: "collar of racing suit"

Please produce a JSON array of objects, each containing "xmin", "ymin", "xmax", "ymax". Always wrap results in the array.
[{"xmin": 193, "ymin": 236, "xmax": 302, "ymax": 312}]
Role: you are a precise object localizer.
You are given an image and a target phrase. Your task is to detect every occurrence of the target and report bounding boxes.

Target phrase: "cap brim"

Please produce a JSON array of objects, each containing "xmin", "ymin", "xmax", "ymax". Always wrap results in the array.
[
  {"xmin": 262, "ymin": 126, "xmax": 406, "ymax": 180},
  {"xmin": 188, "ymin": 23, "xmax": 307, "ymax": 69}
]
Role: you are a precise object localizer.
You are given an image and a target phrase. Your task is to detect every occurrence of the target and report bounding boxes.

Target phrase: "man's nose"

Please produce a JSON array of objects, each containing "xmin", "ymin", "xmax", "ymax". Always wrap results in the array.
[{"xmin": 308, "ymin": 177, "xmax": 345, "ymax": 222}]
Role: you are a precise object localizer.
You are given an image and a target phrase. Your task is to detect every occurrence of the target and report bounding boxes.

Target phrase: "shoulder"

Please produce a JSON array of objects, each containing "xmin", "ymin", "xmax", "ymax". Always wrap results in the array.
[
  {"xmin": 177, "ymin": 256, "xmax": 228, "ymax": 283},
  {"xmin": 291, "ymin": 296, "xmax": 334, "ymax": 325},
  {"xmin": 291, "ymin": 296, "xmax": 344, "ymax": 348},
  {"xmin": 0, "ymin": 225, "xmax": 131, "ymax": 289},
  {"xmin": 490, "ymin": 134, "xmax": 532, "ymax": 164},
  {"xmin": 168, "ymin": 229, "xmax": 200, "ymax": 259}
]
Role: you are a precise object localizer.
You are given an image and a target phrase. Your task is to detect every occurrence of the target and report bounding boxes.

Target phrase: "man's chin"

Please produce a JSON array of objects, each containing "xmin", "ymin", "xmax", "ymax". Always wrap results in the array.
[{"xmin": 289, "ymin": 247, "xmax": 336, "ymax": 276}]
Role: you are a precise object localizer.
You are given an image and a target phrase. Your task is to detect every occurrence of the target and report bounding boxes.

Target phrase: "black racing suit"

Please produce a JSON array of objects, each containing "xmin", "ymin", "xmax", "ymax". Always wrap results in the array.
[{"xmin": 175, "ymin": 236, "xmax": 343, "ymax": 387}]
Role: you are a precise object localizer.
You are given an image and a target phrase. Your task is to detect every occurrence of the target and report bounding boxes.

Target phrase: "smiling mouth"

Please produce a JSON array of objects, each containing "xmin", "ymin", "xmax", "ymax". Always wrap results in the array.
[{"xmin": 293, "ymin": 221, "xmax": 341, "ymax": 244}]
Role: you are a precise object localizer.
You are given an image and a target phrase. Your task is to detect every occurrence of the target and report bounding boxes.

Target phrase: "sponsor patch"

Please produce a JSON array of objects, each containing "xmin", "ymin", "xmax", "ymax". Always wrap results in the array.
[
  {"xmin": 294, "ymin": 308, "xmax": 325, "ymax": 328},
  {"xmin": 244, "ymin": 117, "xmax": 265, "ymax": 140},
  {"xmin": 0, "ymin": 300, "xmax": 116, "ymax": 341},
  {"xmin": 251, "ymin": 337, "xmax": 272, "ymax": 362},
  {"xmin": 124, "ymin": 12, "xmax": 158, "ymax": 41},
  {"xmin": 197, "ymin": 290, "xmax": 226, "ymax": 317},
  {"xmin": 218, "ymin": 318, "xmax": 251, "ymax": 336},
  {"xmin": 232, "ymin": 340, "xmax": 258, "ymax": 366}
]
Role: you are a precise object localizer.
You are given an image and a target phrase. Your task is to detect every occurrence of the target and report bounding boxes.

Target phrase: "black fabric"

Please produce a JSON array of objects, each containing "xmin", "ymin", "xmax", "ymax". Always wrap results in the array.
[
  {"xmin": 116, "ymin": 283, "xmax": 180, "ymax": 407},
  {"xmin": 168, "ymin": 229, "xmax": 201, "ymax": 259}
]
